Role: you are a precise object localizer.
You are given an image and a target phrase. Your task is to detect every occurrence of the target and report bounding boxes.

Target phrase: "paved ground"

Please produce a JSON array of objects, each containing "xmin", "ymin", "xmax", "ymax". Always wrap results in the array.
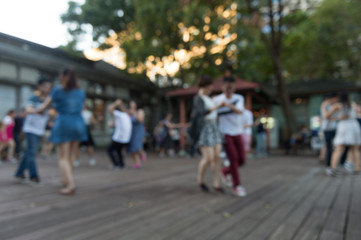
[{"xmin": 0, "ymin": 150, "xmax": 360, "ymax": 240}]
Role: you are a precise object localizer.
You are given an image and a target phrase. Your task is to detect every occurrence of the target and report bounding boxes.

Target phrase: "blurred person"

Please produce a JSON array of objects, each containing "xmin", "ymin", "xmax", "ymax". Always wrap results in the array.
[
  {"xmin": 189, "ymin": 76, "xmax": 224, "ymax": 193},
  {"xmin": 254, "ymin": 115, "xmax": 267, "ymax": 157},
  {"xmin": 32, "ymin": 67, "xmax": 87, "ymax": 195},
  {"xmin": 13, "ymin": 108, "xmax": 26, "ymax": 159},
  {"xmin": 107, "ymin": 99, "xmax": 132, "ymax": 169},
  {"xmin": 241, "ymin": 108, "xmax": 254, "ymax": 154},
  {"xmin": 321, "ymin": 93, "xmax": 348, "ymax": 175},
  {"xmin": 330, "ymin": 92, "xmax": 361, "ymax": 176},
  {"xmin": 0, "ymin": 110, "xmax": 17, "ymax": 163},
  {"xmin": 74, "ymin": 105, "xmax": 99, "ymax": 167},
  {"xmin": 343, "ymin": 96, "xmax": 361, "ymax": 172},
  {"xmin": 40, "ymin": 113, "xmax": 56, "ymax": 159},
  {"xmin": 213, "ymin": 76, "xmax": 247, "ymax": 197},
  {"xmin": 158, "ymin": 113, "xmax": 182, "ymax": 157},
  {"xmin": 124, "ymin": 100, "xmax": 146, "ymax": 169},
  {"xmin": 14, "ymin": 77, "xmax": 52, "ymax": 185}
]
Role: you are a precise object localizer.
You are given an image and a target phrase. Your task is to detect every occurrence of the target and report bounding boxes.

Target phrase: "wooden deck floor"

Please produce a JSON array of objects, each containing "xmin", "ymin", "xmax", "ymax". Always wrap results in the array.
[{"xmin": 0, "ymin": 151, "xmax": 360, "ymax": 240}]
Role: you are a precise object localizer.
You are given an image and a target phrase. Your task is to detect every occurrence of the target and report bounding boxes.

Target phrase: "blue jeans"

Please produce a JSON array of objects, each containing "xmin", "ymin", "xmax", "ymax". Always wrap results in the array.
[
  {"xmin": 15, "ymin": 132, "xmax": 41, "ymax": 180},
  {"xmin": 256, "ymin": 132, "xmax": 267, "ymax": 156}
]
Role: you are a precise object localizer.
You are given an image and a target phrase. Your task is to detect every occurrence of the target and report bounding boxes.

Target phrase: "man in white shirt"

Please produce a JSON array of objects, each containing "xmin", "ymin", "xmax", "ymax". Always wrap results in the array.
[
  {"xmin": 213, "ymin": 76, "xmax": 247, "ymax": 197},
  {"xmin": 107, "ymin": 99, "xmax": 132, "ymax": 169},
  {"xmin": 14, "ymin": 77, "xmax": 52, "ymax": 185}
]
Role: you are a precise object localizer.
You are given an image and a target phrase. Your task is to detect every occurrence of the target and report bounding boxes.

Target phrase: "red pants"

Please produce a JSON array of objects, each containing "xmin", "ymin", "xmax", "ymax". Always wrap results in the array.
[{"xmin": 222, "ymin": 134, "xmax": 246, "ymax": 187}]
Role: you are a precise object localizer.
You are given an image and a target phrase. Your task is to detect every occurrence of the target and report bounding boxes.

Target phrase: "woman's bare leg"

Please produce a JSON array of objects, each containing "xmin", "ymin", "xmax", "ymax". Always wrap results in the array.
[
  {"xmin": 350, "ymin": 146, "xmax": 360, "ymax": 172},
  {"xmin": 211, "ymin": 144, "xmax": 222, "ymax": 188},
  {"xmin": 7, "ymin": 139, "xmax": 15, "ymax": 160},
  {"xmin": 197, "ymin": 146, "xmax": 211, "ymax": 184},
  {"xmin": 132, "ymin": 152, "xmax": 141, "ymax": 166},
  {"xmin": 331, "ymin": 145, "xmax": 345, "ymax": 169},
  {"xmin": 57, "ymin": 143, "xmax": 75, "ymax": 189}
]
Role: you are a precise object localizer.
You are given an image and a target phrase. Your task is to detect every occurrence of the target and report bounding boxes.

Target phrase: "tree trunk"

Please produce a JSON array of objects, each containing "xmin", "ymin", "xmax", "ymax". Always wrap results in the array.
[
  {"xmin": 245, "ymin": 0, "xmax": 298, "ymax": 136},
  {"xmin": 273, "ymin": 54, "xmax": 297, "ymax": 136}
]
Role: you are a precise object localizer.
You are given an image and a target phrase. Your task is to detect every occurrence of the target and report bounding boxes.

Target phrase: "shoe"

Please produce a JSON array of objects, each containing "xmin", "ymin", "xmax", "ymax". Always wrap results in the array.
[
  {"xmin": 344, "ymin": 162, "xmax": 354, "ymax": 173},
  {"xmin": 15, "ymin": 174, "xmax": 28, "ymax": 183},
  {"xmin": 59, "ymin": 187, "xmax": 76, "ymax": 196},
  {"xmin": 159, "ymin": 153, "xmax": 165, "ymax": 158},
  {"xmin": 213, "ymin": 187, "xmax": 226, "ymax": 194},
  {"xmin": 89, "ymin": 158, "xmax": 96, "ymax": 166},
  {"xmin": 353, "ymin": 171, "xmax": 360, "ymax": 175},
  {"xmin": 28, "ymin": 178, "xmax": 43, "ymax": 187},
  {"xmin": 233, "ymin": 185, "xmax": 247, "ymax": 197},
  {"xmin": 132, "ymin": 163, "xmax": 141, "ymax": 169},
  {"xmin": 74, "ymin": 160, "xmax": 80, "ymax": 168},
  {"xmin": 9, "ymin": 158, "xmax": 17, "ymax": 164},
  {"xmin": 199, "ymin": 183, "xmax": 209, "ymax": 192},
  {"xmin": 325, "ymin": 168, "xmax": 338, "ymax": 177},
  {"xmin": 109, "ymin": 166, "xmax": 122, "ymax": 171},
  {"xmin": 141, "ymin": 153, "xmax": 147, "ymax": 162},
  {"xmin": 220, "ymin": 172, "xmax": 232, "ymax": 187}
]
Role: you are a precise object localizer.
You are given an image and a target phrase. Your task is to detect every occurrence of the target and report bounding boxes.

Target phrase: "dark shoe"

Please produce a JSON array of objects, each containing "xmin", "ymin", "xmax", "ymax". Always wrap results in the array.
[
  {"xmin": 28, "ymin": 178, "xmax": 43, "ymax": 187},
  {"xmin": 199, "ymin": 183, "xmax": 209, "ymax": 192},
  {"xmin": 15, "ymin": 174, "xmax": 27, "ymax": 183},
  {"xmin": 213, "ymin": 187, "xmax": 226, "ymax": 194}
]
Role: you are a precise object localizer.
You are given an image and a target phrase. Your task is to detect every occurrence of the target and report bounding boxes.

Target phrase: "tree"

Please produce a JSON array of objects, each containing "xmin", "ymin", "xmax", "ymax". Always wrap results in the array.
[
  {"xmin": 61, "ymin": 0, "xmax": 268, "ymax": 85},
  {"xmin": 283, "ymin": 0, "xmax": 361, "ymax": 81},
  {"xmin": 238, "ymin": 0, "xmax": 304, "ymax": 133},
  {"xmin": 62, "ymin": 0, "xmax": 338, "ymax": 133}
]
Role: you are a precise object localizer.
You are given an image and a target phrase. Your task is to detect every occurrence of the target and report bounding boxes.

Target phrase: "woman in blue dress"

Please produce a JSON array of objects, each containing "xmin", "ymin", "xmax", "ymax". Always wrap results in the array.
[
  {"xmin": 34, "ymin": 67, "xmax": 87, "ymax": 195},
  {"xmin": 125, "ymin": 101, "xmax": 146, "ymax": 169}
]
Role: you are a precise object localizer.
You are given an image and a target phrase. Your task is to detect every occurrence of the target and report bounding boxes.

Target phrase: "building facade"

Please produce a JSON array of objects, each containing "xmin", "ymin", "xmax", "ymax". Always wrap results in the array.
[{"xmin": 0, "ymin": 33, "xmax": 163, "ymax": 147}]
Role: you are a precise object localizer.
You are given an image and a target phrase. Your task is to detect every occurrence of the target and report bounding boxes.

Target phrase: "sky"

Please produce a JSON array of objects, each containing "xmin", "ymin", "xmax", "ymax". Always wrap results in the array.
[{"xmin": 0, "ymin": 0, "xmax": 89, "ymax": 50}]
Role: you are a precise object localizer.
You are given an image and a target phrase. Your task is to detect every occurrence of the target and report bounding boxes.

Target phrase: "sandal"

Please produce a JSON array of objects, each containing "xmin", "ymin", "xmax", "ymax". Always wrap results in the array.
[{"xmin": 59, "ymin": 187, "xmax": 76, "ymax": 196}]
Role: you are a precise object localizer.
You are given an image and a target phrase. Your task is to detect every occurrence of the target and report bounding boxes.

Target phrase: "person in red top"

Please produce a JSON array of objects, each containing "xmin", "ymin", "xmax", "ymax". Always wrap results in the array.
[{"xmin": 0, "ymin": 110, "xmax": 17, "ymax": 163}]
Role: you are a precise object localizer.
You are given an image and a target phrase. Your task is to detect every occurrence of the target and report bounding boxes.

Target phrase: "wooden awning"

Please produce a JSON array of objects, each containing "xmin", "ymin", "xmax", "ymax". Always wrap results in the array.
[{"xmin": 166, "ymin": 77, "xmax": 260, "ymax": 97}]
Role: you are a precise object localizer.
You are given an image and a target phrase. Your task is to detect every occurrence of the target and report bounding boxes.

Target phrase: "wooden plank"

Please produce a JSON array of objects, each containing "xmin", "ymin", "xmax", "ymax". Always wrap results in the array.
[
  {"xmin": 292, "ymin": 177, "xmax": 343, "ymax": 240},
  {"xmin": 265, "ymin": 175, "xmax": 331, "ymax": 240},
  {"xmin": 0, "ymin": 153, "xmax": 359, "ymax": 240},
  {"xmin": 192, "ymin": 168, "xmax": 322, "ymax": 240},
  {"xmin": 319, "ymin": 230, "xmax": 343, "ymax": 240},
  {"xmin": 319, "ymin": 176, "xmax": 352, "ymax": 238},
  {"xmin": 345, "ymin": 175, "xmax": 361, "ymax": 240}
]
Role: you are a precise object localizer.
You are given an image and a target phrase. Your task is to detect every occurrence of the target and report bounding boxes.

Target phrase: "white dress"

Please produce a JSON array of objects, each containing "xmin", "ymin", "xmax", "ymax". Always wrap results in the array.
[{"xmin": 333, "ymin": 106, "xmax": 361, "ymax": 146}]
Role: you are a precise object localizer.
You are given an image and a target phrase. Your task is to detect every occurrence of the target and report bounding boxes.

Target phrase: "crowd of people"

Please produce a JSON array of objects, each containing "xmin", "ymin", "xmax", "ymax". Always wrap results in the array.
[
  {"xmin": 1, "ymin": 65, "xmax": 261, "ymax": 198},
  {"xmin": 320, "ymin": 92, "xmax": 361, "ymax": 176},
  {"xmin": 0, "ymin": 67, "xmax": 148, "ymax": 195}
]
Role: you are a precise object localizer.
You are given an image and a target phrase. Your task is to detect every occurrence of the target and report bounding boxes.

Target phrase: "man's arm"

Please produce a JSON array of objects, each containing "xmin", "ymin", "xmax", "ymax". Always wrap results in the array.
[
  {"xmin": 28, "ymin": 97, "xmax": 52, "ymax": 114},
  {"xmin": 108, "ymin": 99, "xmax": 122, "ymax": 114}
]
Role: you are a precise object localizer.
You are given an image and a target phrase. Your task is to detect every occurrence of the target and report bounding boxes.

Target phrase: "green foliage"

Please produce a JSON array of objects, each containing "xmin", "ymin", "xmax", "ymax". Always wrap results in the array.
[
  {"xmin": 283, "ymin": 0, "xmax": 361, "ymax": 81},
  {"xmin": 61, "ymin": 0, "xmax": 361, "ymax": 85},
  {"xmin": 61, "ymin": 0, "xmax": 135, "ymax": 46}
]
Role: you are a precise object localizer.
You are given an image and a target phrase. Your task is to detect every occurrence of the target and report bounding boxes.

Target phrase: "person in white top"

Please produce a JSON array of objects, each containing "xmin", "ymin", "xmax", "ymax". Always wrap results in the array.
[
  {"xmin": 14, "ymin": 77, "xmax": 52, "ymax": 185},
  {"xmin": 213, "ymin": 76, "xmax": 247, "ymax": 197},
  {"xmin": 242, "ymin": 109, "xmax": 254, "ymax": 153},
  {"xmin": 107, "ymin": 99, "xmax": 132, "ymax": 169},
  {"xmin": 330, "ymin": 92, "xmax": 361, "ymax": 175},
  {"xmin": 74, "ymin": 105, "xmax": 99, "ymax": 167}
]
